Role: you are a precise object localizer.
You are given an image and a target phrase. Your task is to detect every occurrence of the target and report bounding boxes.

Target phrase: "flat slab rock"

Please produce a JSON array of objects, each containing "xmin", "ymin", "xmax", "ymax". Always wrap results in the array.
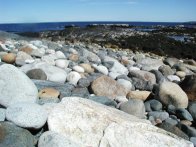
[{"xmin": 48, "ymin": 97, "xmax": 193, "ymax": 147}]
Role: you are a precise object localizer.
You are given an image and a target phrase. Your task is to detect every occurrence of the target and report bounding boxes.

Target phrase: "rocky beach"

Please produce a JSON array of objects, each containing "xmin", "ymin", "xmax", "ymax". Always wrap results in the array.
[{"xmin": 0, "ymin": 24, "xmax": 196, "ymax": 147}]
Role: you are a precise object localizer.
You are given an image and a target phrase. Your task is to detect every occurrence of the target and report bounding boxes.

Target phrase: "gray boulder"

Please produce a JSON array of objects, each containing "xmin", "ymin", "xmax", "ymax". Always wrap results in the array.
[{"xmin": 0, "ymin": 64, "xmax": 38, "ymax": 107}]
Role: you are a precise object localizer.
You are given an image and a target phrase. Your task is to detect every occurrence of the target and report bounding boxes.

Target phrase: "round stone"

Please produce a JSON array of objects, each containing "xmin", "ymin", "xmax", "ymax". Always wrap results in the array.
[
  {"xmin": 148, "ymin": 112, "xmax": 169, "ymax": 121},
  {"xmin": 38, "ymin": 131, "xmax": 79, "ymax": 147},
  {"xmin": 0, "ymin": 64, "xmax": 38, "ymax": 107},
  {"xmin": 92, "ymin": 64, "xmax": 108, "ymax": 75},
  {"xmin": 176, "ymin": 71, "xmax": 186, "ymax": 78},
  {"xmin": 69, "ymin": 54, "xmax": 79, "ymax": 61},
  {"xmin": 120, "ymin": 99, "xmax": 145, "ymax": 118},
  {"xmin": 73, "ymin": 65, "xmax": 85, "ymax": 73},
  {"xmin": 156, "ymin": 81, "xmax": 188, "ymax": 108},
  {"xmin": 6, "ymin": 102, "xmax": 48, "ymax": 129},
  {"xmin": 79, "ymin": 63, "xmax": 94, "ymax": 73},
  {"xmin": 55, "ymin": 59, "xmax": 69, "ymax": 69},
  {"xmin": 15, "ymin": 51, "xmax": 34, "ymax": 66},
  {"xmin": 167, "ymin": 75, "xmax": 181, "ymax": 82},
  {"xmin": 2, "ymin": 53, "xmax": 16, "ymax": 64},
  {"xmin": 39, "ymin": 88, "xmax": 60, "ymax": 99},
  {"xmin": 55, "ymin": 51, "xmax": 66, "ymax": 59},
  {"xmin": 67, "ymin": 71, "xmax": 81, "ymax": 86},
  {"xmin": 0, "ymin": 122, "xmax": 34, "ymax": 147},
  {"xmin": 26, "ymin": 68, "xmax": 47, "ymax": 80},
  {"xmin": 91, "ymin": 75, "xmax": 127, "ymax": 100}
]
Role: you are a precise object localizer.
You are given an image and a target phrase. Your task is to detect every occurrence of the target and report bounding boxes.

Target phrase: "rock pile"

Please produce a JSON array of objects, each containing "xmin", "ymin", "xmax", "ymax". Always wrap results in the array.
[{"xmin": 0, "ymin": 34, "xmax": 195, "ymax": 146}]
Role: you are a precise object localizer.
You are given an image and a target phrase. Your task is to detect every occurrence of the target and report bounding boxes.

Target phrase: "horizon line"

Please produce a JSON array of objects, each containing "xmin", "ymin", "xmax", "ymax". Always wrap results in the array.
[{"xmin": 0, "ymin": 20, "xmax": 195, "ymax": 25}]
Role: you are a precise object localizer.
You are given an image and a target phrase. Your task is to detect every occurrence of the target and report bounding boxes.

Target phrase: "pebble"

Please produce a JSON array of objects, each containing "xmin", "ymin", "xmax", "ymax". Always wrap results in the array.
[
  {"xmin": 39, "ymin": 88, "xmax": 60, "ymax": 99},
  {"xmin": 73, "ymin": 65, "xmax": 85, "ymax": 73},
  {"xmin": 6, "ymin": 102, "xmax": 48, "ymax": 129},
  {"xmin": 66, "ymin": 71, "xmax": 81, "ymax": 86},
  {"xmin": 148, "ymin": 111, "xmax": 169, "ymax": 121},
  {"xmin": 127, "ymin": 91, "xmax": 151, "ymax": 101},
  {"xmin": 68, "ymin": 54, "xmax": 79, "ymax": 61},
  {"xmin": 104, "ymin": 56, "xmax": 129, "ymax": 75},
  {"xmin": 42, "ymin": 54, "xmax": 57, "ymax": 65},
  {"xmin": 176, "ymin": 108, "xmax": 193, "ymax": 121},
  {"xmin": 146, "ymin": 99, "xmax": 163, "ymax": 111},
  {"xmin": 117, "ymin": 79, "xmax": 133, "ymax": 92},
  {"xmin": 55, "ymin": 51, "xmax": 66, "ymax": 59},
  {"xmin": 79, "ymin": 63, "xmax": 94, "ymax": 73},
  {"xmin": 26, "ymin": 68, "xmax": 47, "ymax": 80},
  {"xmin": 158, "ymin": 65, "xmax": 174, "ymax": 76},
  {"xmin": 167, "ymin": 75, "xmax": 181, "ymax": 82},
  {"xmin": 55, "ymin": 59, "xmax": 69, "ymax": 69},
  {"xmin": 176, "ymin": 71, "xmax": 186, "ymax": 78},
  {"xmin": 188, "ymin": 102, "xmax": 196, "ymax": 121},
  {"xmin": 92, "ymin": 64, "xmax": 108, "ymax": 75},
  {"xmin": 120, "ymin": 99, "xmax": 145, "ymax": 118},
  {"xmin": 2, "ymin": 53, "xmax": 16, "ymax": 64}
]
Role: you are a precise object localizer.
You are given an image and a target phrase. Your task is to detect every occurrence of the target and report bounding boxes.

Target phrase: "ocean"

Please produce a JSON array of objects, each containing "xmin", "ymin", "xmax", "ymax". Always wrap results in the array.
[{"xmin": 0, "ymin": 21, "xmax": 186, "ymax": 33}]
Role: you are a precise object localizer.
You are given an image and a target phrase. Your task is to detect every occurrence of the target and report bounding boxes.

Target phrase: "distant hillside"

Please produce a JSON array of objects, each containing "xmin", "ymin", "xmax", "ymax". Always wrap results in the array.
[{"xmin": 184, "ymin": 21, "xmax": 196, "ymax": 25}]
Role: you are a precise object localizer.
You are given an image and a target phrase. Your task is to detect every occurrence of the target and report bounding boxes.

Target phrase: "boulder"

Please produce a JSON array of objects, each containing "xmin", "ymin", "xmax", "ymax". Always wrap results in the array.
[
  {"xmin": 47, "ymin": 97, "xmax": 193, "ymax": 147},
  {"xmin": 156, "ymin": 82, "xmax": 188, "ymax": 108},
  {"xmin": 0, "ymin": 122, "xmax": 35, "ymax": 147},
  {"xmin": 0, "ymin": 64, "xmax": 38, "ymax": 107},
  {"xmin": 0, "ymin": 108, "xmax": 5, "ymax": 121},
  {"xmin": 38, "ymin": 131, "xmax": 79, "ymax": 147},
  {"xmin": 6, "ymin": 102, "xmax": 48, "ymax": 129},
  {"xmin": 91, "ymin": 75, "xmax": 127, "ymax": 100}
]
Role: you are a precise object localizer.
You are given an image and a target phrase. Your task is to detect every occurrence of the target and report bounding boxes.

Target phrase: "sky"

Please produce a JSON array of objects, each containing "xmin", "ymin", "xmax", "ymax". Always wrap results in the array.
[{"xmin": 0, "ymin": 0, "xmax": 196, "ymax": 23}]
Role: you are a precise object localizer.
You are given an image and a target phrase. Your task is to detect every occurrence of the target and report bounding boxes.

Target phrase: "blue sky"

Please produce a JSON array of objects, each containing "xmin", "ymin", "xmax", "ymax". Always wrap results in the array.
[{"xmin": 0, "ymin": 0, "xmax": 196, "ymax": 23}]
